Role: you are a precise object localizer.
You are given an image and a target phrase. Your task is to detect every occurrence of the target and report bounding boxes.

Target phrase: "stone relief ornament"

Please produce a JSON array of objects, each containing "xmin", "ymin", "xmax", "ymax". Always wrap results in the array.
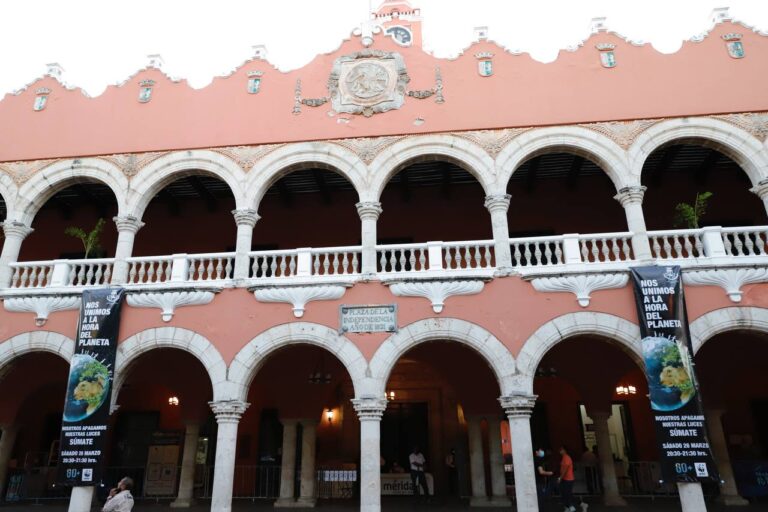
[
  {"xmin": 0, "ymin": 159, "xmax": 57, "ymax": 184},
  {"xmin": 126, "ymin": 290, "xmax": 217, "ymax": 321},
  {"xmin": 455, "ymin": 128, "xmax": 529, "ymax": 158},
  {"xmin": 33, "ymin": 87, "xmax": 50, "ymax": 111},
  {"xmin": 214, "ymin": 144, "xmax": 286, "ymax": 172},
  {"xmin": 714, "ymin": 113, "xmax": 768, "ymax": 142},
  {"xmin": 332, "ymin": 136, "xmax": 405, "ymax": 164},
  {"xmin": 4, "ymin": 295, "xmax": 81, "ymax": 326},
  {"xmin": 528, "ymin": 272, "xmax": 629, "ymax": 307},
  {"xmin": 247, "ymin": 71, "xmax": 263, "ymax": 94},
  {"xmin": 253, "ymin": 285, "xmax": 347, "ymax": 318},
  {"xmin": 406, "ymin": 67, "xmax": 444, "ymax": 103},
  {"xmin": 387, "ymin": 279, "xmax": 485, "ymax": 313},
  {"xmin": 475, "ymin": 52, "xmax": 494, "ymax": 77},
  {"xmin": 328, "ymin": 50, "xmax": 409, "ymax": 117},
  {"xmin": 581, "ymin": 119, "xmax": 659, "ymax": 149},
  {"xmin": 722, "ymin": 33, "xmax": 745, "ymax": 59},
  {"xmin": 101, "ymin": 152, "xmax": 166, "ymax": 178},
  {"xmin": 596, "ymin": 43, "xmax": 617, "ymax": 68},
  {"xmin": 683, "ymin": 267, "xmax": 768, "ymax": 303}
]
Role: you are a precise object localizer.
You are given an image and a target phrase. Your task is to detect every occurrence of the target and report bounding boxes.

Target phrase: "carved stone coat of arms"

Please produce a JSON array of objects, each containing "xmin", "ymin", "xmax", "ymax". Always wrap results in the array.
[{"xmin": 328, "ymin": 50, "xmax": 409, "ymax": 117}]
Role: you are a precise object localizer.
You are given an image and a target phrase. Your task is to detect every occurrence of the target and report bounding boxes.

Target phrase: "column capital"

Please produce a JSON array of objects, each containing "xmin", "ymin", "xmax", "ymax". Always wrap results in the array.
[
  {"xmin": 280, "ymin": 418, "xmax": 300, "ymax": 427},
  {"xmin": 351, "ymin": 397, "xmax": 387, "ymax": 421},
  {"xmin": 2, "ymin": 220, "xmax": 33, "ymax": 239},
  {"xmin": 232, "ymin": 208, "xmax": 260, "ymax": 227},
  {"xmin": 613, "ymin": 185, "xmax": 647, "ymax": 207},
  {"xmin": 209, "ymin": 400, "xmax": 249, "ymax": 423},
  {"xmin": 109, "ymin": 404, "xmax": 121, "ymax": 415},
  {"xmin": 499, "ymin": 394, "xmax": 537, "ymax": 418},
  {"xmin": 588, "ymin": 409, "xmax": 612, "ymax": 422},
  {"xmin": 113, "ymin": 215, "xmax": 144, "ymax": 233},
  {"xmin": 355, "ymin": 201, "xmax": 383, "ymax": 220},
  {"xmin": 484, "ymin": 194, "xmax": 511, "ymax": 213},
  {"xmin": 750, "ymin": 179, "xmax": 768, "ymax": 200}
]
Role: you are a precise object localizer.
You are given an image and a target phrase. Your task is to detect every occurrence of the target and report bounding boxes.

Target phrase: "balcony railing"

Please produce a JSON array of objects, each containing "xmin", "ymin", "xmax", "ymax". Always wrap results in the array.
[{"xmin": 5, "ymin": 226, "xmax": 768, "ymax": 292}]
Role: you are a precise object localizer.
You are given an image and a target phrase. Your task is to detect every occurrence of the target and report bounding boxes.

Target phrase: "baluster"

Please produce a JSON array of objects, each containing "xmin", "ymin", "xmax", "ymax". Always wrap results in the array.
[
  {"xmin": 388, "ymin": 250, "xmax": 397, "ymax": 272},
  {"xmin": 215, "ymin": 258, "xmax": 224, "ymax": 279},
  {"xmin": 147, "ymin": 262, "xmax": 156, "ymax": 283},
  {"xmin": 418, "ymin": 249, "xmax": 426, "ymax": 270},
  {"xmin": 600, "ymin": 238, "xmax": 610, "ymax": 262},
  {"xmin": 622, "ymin": 238, "xmax": 632, "ymax": 260},
  {"xmin": 554, "ymin": 242, "xmax": 563, "ymax": 265},
  {"xmin": 76, "ymin": 265, "xmax": 86, "ymax": 286},
  {"xmin": 734, "ymin": 234, "xmax": 744, "ymax": 256},
  {"xmin": 543, "ymin": 242, "xmax": 553, "ymax": 265},
  {"xmin": 94, "ymin": 264, "xmax": 104, "ymax": 285},
  {"xmin": 534, "ymin": 242, "xmax": 543, "ymax": 266},
  {"xmin": 30, "ymin": 266, "xmax": 41, "ymax": 287},
  {"xmin": 580, "ymin": 241, "xmax": 589, "ymax": 262},
  {"xmin": 313, "ymin": 254, "xmax": 320, "ymax": 275},
  {"xmin": 322, "ymin": 254, "xmax": 330, "ymax": 275},
  {"xmin": 683, "ymin": 236, "xmax": 693, "ymax": 258},
  {"xmin": 128, "ymin": 262, "xmax": 137, "ymax": 283},
  {"xmin": 253, "ymin": 257, "xmax": 261, "ymax": 278},
  {"xmin": 693, "ymin": 235, "xmax": 704, "ymax": 257},
  {"xmin": 483, "ymin": 244, "xmax": 492, "ymax": 268},
  {"xmin": 338, "ymin": 252, "xmax": 347, "ymax": 274},
  {"xmin": 523, "ymin": 243, "xmax": 532, "ymax": 267},
  {"xmin": 757, "ymin": 232, "xmax": 768, "ymax": 255},
  {"xmin": 408, "ymin": 249, "xmax": 416, "ymax": 271},
  {"xmin": 722, "ymin": 233, "xmax": 733, "ymax": 255},
  {"xmin": 672, "ymin": 235, "xmax": 683, "ymax": 259},
  {"xmin": 104, "ymin": 265, "xmax": 112, "ymax": 284},
  {"xmin": 445, "ymin": 247, "xmax": 454, "ymax": 269},
  {"xmin": 204, "ymin": 259, "xmax": 214, "ymax": 280},
  {"xmin": 591, "ymin": 239, "xmax": 600, "ymax": 262},
  {"xmin": 455, "ymin": 247, "xmax": 465, "ymax": 269},
  {"xmin": 225, "ymin": 258, "xmax": 233, "ymax": 278},
  {"xmin": 610, "ymin": 238, "xmax": 620, "ymax": 261},
  {"xmin": 277, "ymin": 255, "xmax": 286, "ymax": 277},
  {"xmin": 745, "ymin": 233, "xmax": 755, "ymax": 256},
  {"xmin": 84, "ymin": 264, "xmax": 94, "ymax": 285},
  {"xmin": 333, "ymin": 253, "xmax": 341, "ymax": 274},
  {"xmin": 379, "ymin": 251, "xmax": 387, "ymax": 272},
  {"xmin": 662, "ymin": 236, "xmax": 672, "ymax": 259},
  {"xmin": 11, "ymin": 268, "xmax": 20, "ymax": 288},
  {"xmin": 138, "ymin": 262, "xmax": 147, "ymax": 283},
  {"xmin": 651, "ymin": 237, "xmax": 661, "ymax": 259},
  {"xmin": 25, "ymin": 267, "xmax": 36, "ymax": 288},
  {"xmin": 398, "ymin": 250, "xmax": 406, "ymax": 271},
  {"xmin": 68, "ymin": 265, "xmax": 77, "ymax": 286}
]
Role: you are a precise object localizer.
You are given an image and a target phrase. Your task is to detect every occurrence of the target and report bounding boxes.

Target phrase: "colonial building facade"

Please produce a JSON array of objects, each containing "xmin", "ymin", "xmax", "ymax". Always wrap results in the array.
[{"xmin": 0, "ymin": 2, "xmax": 767, "ymax": 511}]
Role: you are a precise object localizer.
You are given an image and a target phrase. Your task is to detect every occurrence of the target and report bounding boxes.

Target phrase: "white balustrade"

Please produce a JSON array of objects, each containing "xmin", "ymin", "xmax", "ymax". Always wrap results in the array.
[
  {"xmin": 67, "ymin": 259, "xmax": 114, "ymax": 287},
  {"xmin": 187, "ymin": 253, "xmax": 235, "ymax": 282},
  {"xmin": 376, "ymin": 243, "xmax": 430, "ymax": 273},
  {"xmin": 509, "ymin": 236, "xmax": 564, "ymax": 267},
  {"xmin": 310, "ymin": 247, "xmax": 362, "ymax": 276},
  {"xmin": 9, "ymin": 261, "xmax": 54, "ymax": 289},
  {"xmin": 578, "ymin": 233, "xmax": 634, "ymax": 263},
  {"xmin": 127, "ymin": 256, "xmax": 174, "ymax": 284},
  {"xmin": 722, "ymin": 226, "xmax": 768, "ymax": 257},
  {"xmin": 249, "ymin": 250, "xmax": 299, "ymax": 278},
  {"xmin": 649, "ymin": 229, "xmax": 705, "ymax": 260},
  {"xmin": 442, "ymin": 240, "xmax": 495, "ymax": 270}
]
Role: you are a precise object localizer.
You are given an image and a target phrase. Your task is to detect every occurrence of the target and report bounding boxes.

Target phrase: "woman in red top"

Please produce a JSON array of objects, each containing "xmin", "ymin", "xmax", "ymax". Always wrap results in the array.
[{"xmin": 557, "ymin": 445, "xmax": 576, "ymax": 512}]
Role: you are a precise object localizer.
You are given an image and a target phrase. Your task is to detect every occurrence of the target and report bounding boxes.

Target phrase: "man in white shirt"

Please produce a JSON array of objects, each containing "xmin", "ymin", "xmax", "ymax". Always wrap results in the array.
[
  {"xmin": 408, "ymin": 446, "xmax": 428, "ymax": 499},
  {"xmin": 102, "ymin": 476, "xmax": 134, "ymax": 512}
]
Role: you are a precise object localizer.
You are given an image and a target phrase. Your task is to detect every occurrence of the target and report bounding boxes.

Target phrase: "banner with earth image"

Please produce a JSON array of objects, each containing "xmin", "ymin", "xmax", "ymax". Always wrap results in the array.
[
  {"xmin": 57, "ymin": 288, "xmax": 125, "ymax": 486},
  {"xmin": 630, "ymin": 266, "xmax": 717, "ymax": 484}
]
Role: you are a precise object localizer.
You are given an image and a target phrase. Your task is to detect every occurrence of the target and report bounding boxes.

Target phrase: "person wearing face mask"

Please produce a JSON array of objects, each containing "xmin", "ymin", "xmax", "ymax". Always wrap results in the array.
[{"xmin": 534, "ymin": 448, "xmax": 554, "ymax": 498}]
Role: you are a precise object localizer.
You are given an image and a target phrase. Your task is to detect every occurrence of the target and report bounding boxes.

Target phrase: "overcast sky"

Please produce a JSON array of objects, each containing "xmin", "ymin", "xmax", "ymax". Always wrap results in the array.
[{"xmin": 1, "ymin": 0, "xmax": 767, "ymax": 97}]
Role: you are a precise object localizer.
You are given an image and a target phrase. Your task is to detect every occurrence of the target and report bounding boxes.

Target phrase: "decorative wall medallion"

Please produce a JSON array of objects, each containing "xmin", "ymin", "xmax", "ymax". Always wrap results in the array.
[
  {"xmin": 329, "ymin": 50, "xmax": 408, "ymax": 117},
  {"xmin": 4, "ymin": 295, "xmax": 81, "ymax": 326},
  {"xmin": 455, "ymin": 128, "xmax": 529, "ymax": 158},
  {"xmin": 386, "ymin": 279, "xmax": 485, "ymax": 313},
  {"xmin": 33, "ymin": 88, "xmax": 50, "ymax": 111},
  {"xmin": 581, "ymin": 119, "xmax": 658, "ymax": 149},
  {"xmin": 0, "ymin": 158, "xmax": 57, "ymax": 184},
  {"xmin": 683, "ymin": 267, "xmax": 768, "ymax": 302},
  {"xmin": 253, "ymin": 285, "xmax": 347, "ymax": 318},
  {"xmin": 722, "ymin": 33, "xmax": 745, "ymax": 59},
  {"xmin": 214, "ymin": 144, "xmax": 286, "ymax": 171},
  {"xmin": 101, "ymin": 151, "xmax": 166, "ymax": 178},
  {"xmin": 475, "ymin": 52, "xmax": 494, "ymax": 77},
  {"xmin": 247, "ymin": 71, "xmax": 263, "ymax": 94},
  {"xmin": 126, "ymin": 290, "xmax": 216, "ymax": 321},
  {"xmin": 528, "ymin": 273, "xmax": 628, "ymax": 307},
  {"xmin": 596, "ymin": 43, "xmax": 616, "ymax": 68},
  {"xmin": 138, "ymin": 80, "xmax": 155, "ymax": 103},
  {"xmin": 385, "ymin": 25, "xmax": 413, "ymax": 47},
  {"xmin": 714, "ymin": 113, "xmax": 768, "ymax": 142},
  {"xmin": 332, "ymin": 135, "xmax": 405, "ymax": 164}
]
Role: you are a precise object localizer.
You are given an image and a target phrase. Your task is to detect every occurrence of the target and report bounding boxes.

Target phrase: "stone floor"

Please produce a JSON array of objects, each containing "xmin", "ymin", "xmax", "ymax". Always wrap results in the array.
[{"xmin": 2, "ymin": 496, "xmax": 768, "ymax": 511}]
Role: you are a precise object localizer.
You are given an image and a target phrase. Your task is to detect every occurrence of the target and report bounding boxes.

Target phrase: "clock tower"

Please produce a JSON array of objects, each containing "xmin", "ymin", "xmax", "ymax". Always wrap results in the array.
[{"xmin": 373, "ymin": 0, "xmax": 423, "ymax": 49}]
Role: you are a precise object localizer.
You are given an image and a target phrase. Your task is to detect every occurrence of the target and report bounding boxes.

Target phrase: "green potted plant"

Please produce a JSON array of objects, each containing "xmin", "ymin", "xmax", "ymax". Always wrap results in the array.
[
  {"xmin": 674, "ymin": 192, "xmax": 712, "ymax": 229},
  {"xmin": 64, "ymin": 218, "xmax": 105, "ymax": 259}
]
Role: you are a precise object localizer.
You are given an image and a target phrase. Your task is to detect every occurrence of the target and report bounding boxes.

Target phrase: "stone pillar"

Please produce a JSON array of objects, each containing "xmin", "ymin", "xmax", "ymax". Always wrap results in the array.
[
  {"xmin": 356, "ymin": 202, "xmax": 382, "ymax": 276},
  {"xmin": 589, "ymin": 410, "xmax": 627, "ymax": 506},
  {"xmin": 488, "ymin": 417, "xmax": 511, "ymax": 506},
  {"xmin": 111, "ymin": 215, "xmax": 145, "ymax": 284},
  {"xmin": 484, "ymin": 194, "xmax": 513, "ymax": 273},
  {"xmin": 466, "ymin": 416, "xmax": 487, "ymax": 506},
  {"xmin": 275, "ymin": 419, "xmax": 298, "ymax": 507},
  {"xmin": 678, "ymin": 482, "xmax": 708, "ymax": 512},
  {"xmin": 351, "ymin": 397, "xmax": 387, "ymax": 512},
  {"xmin": 209, "ymin": 400, "xmax": 249, "ymax": 512},
  {"xmin": 68, "ymin": 486, "xmax": 94, "ymax": 512},
  {"xmin": 0, "ymin": 425, "xmax": 18, "ymax": 498},
  {"xmin": 614, "ymin": 186, "xmax": 652, "ymax": 260},
  {"xmin": 298, "ymin": 420, "xmax": 318, "ymax": 507},
  {"xmin": 750, "ymin": 179, "xmax": 768, "ymax": 217},
  {"xmin": 0, "ymin": 220, "xmax": 33, "ymax": 287},
  {"xmin": 170, "ymin": 422, "xmax": 200, "ymax": 508},
  {"xmin": 706, "ymin": 409, "xmax": 748, "ymax": 505},
  {"xmin": 232, "ymin": 209, "xmax": 260, "ymax": 280},
  {"xmin": 499, "ymin": 394, "xmax": 539, "ymax": 512}
]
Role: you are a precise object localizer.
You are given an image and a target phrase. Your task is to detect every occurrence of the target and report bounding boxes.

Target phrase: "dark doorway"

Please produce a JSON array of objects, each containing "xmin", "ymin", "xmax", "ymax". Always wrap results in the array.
[
  {"xmin": 381, "ymin": 402, "xmax": 429, "ymax": 472},
  {"xmin": 751, "ymin": 400, "xmax": 768, "ymax": 458}
]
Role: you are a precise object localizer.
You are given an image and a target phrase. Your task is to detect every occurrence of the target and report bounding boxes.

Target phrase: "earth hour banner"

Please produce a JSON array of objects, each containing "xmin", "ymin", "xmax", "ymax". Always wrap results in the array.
[
  {"xmin": 57, "ymin": 288, "xmax": 125, "ymax": 486},
  {"xmin": 630, "ymin": 266, "xmax": 717, "ymax": 483}
]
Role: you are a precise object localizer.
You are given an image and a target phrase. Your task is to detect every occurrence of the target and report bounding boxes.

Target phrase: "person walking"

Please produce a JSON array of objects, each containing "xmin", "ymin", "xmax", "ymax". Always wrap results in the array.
[
  {"xmin": 409, "ymin": 446, "xmax": 429, "ymax": 499},
  {"xmin": 534, "ymin": 447, "xmax": 554, "ymax": 499},
  {"xmin": 557, "ymin": 446, "xmax": 576, "ymax": 512},
  {"xmin": 102, "ymin": 477, "xmax": 134, "ymax": 512}
]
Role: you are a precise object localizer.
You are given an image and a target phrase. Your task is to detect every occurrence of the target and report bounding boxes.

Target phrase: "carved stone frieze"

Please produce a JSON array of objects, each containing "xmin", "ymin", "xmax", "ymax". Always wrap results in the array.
[
  {"xmin": 713, "ymin": 113, "xmax": 768, "ymax": 142},
  {"xmin": 214, "ymin": 144, "xmax": 286, "ymax": 172},
  {"xmin": 253, "ymin": 285, "xmax": 347, "ymax": 317},
  {"xmin": 580, "ymin": 119, "xmax": 659, "ymax": 149},
  {"xmin": 101, "ymin": 152, "xmax": 166, "ymax": 178},
  {"xmin": 0, "ymin": 159, "xmax": 57, "ymax": 184},
  {"xmin": 455, "ymin": 128, "xmax": 529, "ymax": 158},
  {"xmin": 387, "ymin": 279, "xmax": 485, "ymax": 313},
  {"xmin": 332, "ymin": 136, "xmax": 406, "ymax": 164},
  {"xmin": 126, "ymin": 290, "xmax": 217, "ymax": 321},
  {"xmin": 329, "ymin": 50, "xmax": 409, "ymax": 117},
  {"xmin": 3, "ymin": 295, "xmax": 81, "ymax": 326},
  {"xmin": 683, "ymin": 267, "xmax": 768, "ymax": 302},
  {"xmin": 528, "ymin": 272, "xmax": 628, "ymax": 307}
]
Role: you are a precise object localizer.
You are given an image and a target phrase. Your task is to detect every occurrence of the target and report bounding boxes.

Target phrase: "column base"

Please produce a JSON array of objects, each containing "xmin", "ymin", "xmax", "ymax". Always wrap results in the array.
[
  {"xmin": 296, "ymin": 497, "xmax": 317, "ymax": 507},
  {"xmin": 603, "ymin": 494, "xmax": 627, "ymax": 506},
  {"xmin": 719, "ymin": 494, "xmax": 749, "ymax": 506},
  {"xmin": 469, "ymin": 496, "xmax": 490, "ymax": 507},
  {"xmin": 493, "ymin": 266, "xmax": 515, "ymax": 277},
  {"xmin": 170, "ymin": 498, "xmax": 196, "ymax": 508},
  {"xmin": 488, "ymin": 495, "xmax": 512, "ymax": 506}
]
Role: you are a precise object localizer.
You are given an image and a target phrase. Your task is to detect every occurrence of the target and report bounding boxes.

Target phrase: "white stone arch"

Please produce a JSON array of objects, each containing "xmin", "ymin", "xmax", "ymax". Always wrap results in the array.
[
  {"xmin": 495, "ymin": 126, "xmax": 633, "ymax": 192},
  {"xmin": 245, "ymin": 142, "xmax": 368, "ymax": 210},
  {"xmin": 228, "ymin": 322, "xmax": 368, "ymax": 402},
  {"xmin": 367, "ymin": 134, "xmax": 496, "ymax": 201},
  {"xmin": 0, "ymin": 173, "xmax": 19, "ymax": 219},
  {"xmin": 516, "ymin": 312, "xmax": 642, "ymax": 394},
  {"xmin": 629, "ymin": 117, "xmax": 768, "ymax": 186},
  {"xmin": 113, "ymin": 327, "xmax": 229, "ymax": 403},
  {"xmin": 14, "ymin": 158, "xmax": 129, "ymax": 225},
  {"xmin": 0, "ymin": 331, "xmax": 75, "ymax": 373},
  {"xmin": 689, "ymin": 307, "xmax": 768, "ymax": 355},
  {"xmin": 127, "ymin": 150, "xmax": 247, "ymax": 219},
  {"xmin": 367, "ymin": 318, "xmax": 516, "ymax": 396}
]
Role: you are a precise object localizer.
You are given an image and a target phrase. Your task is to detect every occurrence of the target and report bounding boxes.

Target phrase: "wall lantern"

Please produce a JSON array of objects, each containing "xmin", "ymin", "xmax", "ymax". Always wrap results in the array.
[
  {"xmin": 385, "ymin": 390, "xmax": 396, "ymax": 401},
  {"xmin": 168, "ymin": 396, "xmax": 180, "ymax": 406},
  {"xmin": 616, "ymin": 385, "xmax": 636, "ymax": 396},
  {"xmin": 326, "ymin": 408, "xmax": 334, "ymax": 424}
]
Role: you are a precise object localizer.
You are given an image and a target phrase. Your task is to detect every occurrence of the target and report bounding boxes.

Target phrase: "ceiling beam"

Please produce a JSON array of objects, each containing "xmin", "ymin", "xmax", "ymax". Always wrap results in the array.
[
  {"xmin": 649, "ymin": 145, "xmax": 682, "ymax": 186},
  {"xmin": 313, "ymin": 170, "xmax": 332, "ymax": 205},
  {"xmin": 566, "ymin": 155, "xmax": 584, "ymax": 188},
  {"xmin": 525, "ymin": 156, "xmax": 541, "ymax": 192},
  {"xmin": 277, "ymin": 179, "xmax": 293, "ymax": 207},
  {"xmin": 695, "ymin": 149, "xmax": 720, "ymax": 185},
  {"xmin": 187, "ymin": 176, "xmax": 218, "ymax": 212},
  {"xmin": 74, "ymin": 184, "xmax": 110, "ymax": 218},
  {"xmin": 158, "ymin": 188, "xmax": 181, "ymax": 216}
]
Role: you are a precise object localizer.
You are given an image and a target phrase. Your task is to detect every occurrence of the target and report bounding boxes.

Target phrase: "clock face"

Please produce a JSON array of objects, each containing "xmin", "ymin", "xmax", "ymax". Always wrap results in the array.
[{"xmin": 386, "ymin": 26, "xmax": 413, "ymax": 46}]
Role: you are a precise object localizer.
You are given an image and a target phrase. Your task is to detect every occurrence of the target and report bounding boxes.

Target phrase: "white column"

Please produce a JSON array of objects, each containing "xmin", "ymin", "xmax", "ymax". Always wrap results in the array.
[
  {"xmin": 678, "ymin": 482, "xmax": 708, "ymax": 512},
  {"xmin": 67, "ymin": 486, "xmax": 94, "ymax": 512},
  {"xmin": 0, "ymin": 220, "xmax": 33, "ymax": 287},
  {"xmin": 614, "ymin": 186, "xmax": 652, "ymax": 260},
  {"xmin": 232, "ymin": 209, "xmax": 260, "ymax": 281},
  {"xmin": 209, "ymin": 400, "xmax": 249, "ymax": 512},
  {"xmin": 351, "ymin": 397, "xmax": 387, "ymax": 512},
  {"xmin": 0, "ymin": 424, "xmax": 18, "ymax": 498},
  {"xmin": 275, "ymin": 419, "xmax": 298, "ymax": 507},
  {"xmin": 356, "ymin": 202, "xmax": 382, "ymax": 276},
  {"xmin": 298, "ymin": 420, "xmax": 318, "ymax": 507},
  {"xmin": 488, "ymin": 417, "xmax": 511, "ymax": 506},
  {"xmin": 170, "ymin": 422, "xmax": 200, "ymax": 508},
  {"xmin": 111, "ymin": 215, "xmax": 144, "ymax": 284},
  {"xmin": 499, "ymin": 394, "xmax": 539, "ymax": 512},
  {"xmin": 589, "ymin": 410, "xmax": 627, "ymax": 506},
  {"xmin": 466, "ymin": 415, "xmax": 487, "ymax": 506},
  {"xmin": 484, "ymin": 194, "xmax": 513, "ymax": 273},
  {"xmin": 706, "ymin": 409, "xmax": 748, "ymax": 506},
  {"xmin": 750, "ymin": 179, "xmax": 768, "ymax": 217}
]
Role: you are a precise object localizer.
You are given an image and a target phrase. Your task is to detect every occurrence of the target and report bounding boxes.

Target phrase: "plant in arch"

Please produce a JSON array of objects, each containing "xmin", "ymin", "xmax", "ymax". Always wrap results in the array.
[{"xmin": 64, "ymin": 218, "xmax": 105, "ymax": 258}]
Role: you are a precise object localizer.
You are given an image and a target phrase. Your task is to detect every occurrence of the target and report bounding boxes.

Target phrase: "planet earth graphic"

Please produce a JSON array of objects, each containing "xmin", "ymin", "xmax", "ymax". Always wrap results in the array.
[
  {"xmin": 63, "ymin": 354, "xmax": 110, "ymax": 422},
  {"xmin": 641, "ymin": 336, "xmax": 695, "ymax": 412}
]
